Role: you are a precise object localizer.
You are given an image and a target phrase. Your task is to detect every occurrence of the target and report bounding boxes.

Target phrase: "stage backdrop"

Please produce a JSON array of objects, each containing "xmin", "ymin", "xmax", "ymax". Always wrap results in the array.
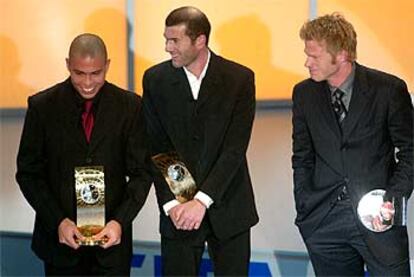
[{"xmin": 1, "ymin": 0, "xmax": 413, "ymax": 103}]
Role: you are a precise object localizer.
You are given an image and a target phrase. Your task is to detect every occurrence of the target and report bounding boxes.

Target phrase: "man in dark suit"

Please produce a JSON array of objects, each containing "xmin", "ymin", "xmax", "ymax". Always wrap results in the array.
[
  {"xmin": 16, "ymin": 33, "xmax": 151, "ymax": 275},
  {"xmin": 292, "ymin": 13, "xmax": 413, "ymax": 276},
  {"xmin": 142, "ymin": 6, "xmax": 259, "ymax": 276}
]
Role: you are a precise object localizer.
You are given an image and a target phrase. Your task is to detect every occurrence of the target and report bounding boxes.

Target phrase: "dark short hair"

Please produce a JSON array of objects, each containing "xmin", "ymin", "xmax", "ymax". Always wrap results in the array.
[
  {"xmin": 69, "ymin": 33, "xmax": 107, "ymax": 61},
  {"xmin": 165, "ymin": 6, "xmax": 211, "ymax": 45}
]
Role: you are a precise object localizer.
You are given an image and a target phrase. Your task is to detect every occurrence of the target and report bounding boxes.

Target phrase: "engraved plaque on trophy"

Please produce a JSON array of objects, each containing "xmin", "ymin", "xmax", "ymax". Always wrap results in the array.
[
  {"xmin": 357, "ymin": 189, "xmax": 407, "ymax": 232},
  {"xmin": 75, "ymin": 166, "xmax": 107, "ymax": 246},
  {"xmin": 151, "ymin": 152, "xmax": 197, "ymax": 203}
]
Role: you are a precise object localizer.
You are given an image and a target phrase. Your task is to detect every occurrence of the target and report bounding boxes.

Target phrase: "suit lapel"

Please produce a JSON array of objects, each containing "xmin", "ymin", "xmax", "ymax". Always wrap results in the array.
[
  {"xmin": 59, "ymin": 80, "xmax": 88, "ymax": 150},
  {"xmin": 88, "ymin": 84, "xmax": 113, "ymax": 153},
  {"xmin": 197, "ymin": 53, "xmax": 221, "ymax": 109},
  {"xmin": 342, "ymin": 64, "xmax": 371, "ymax": 142},
  {"xmin": 315, "ymin": 81, "xmax": 342, "ymax": 139}
]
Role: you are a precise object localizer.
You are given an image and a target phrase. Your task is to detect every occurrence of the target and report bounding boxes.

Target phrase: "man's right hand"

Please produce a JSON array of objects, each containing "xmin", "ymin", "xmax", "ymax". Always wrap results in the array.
[{"xmin": 58, "ymin": 218, "xmax": 84, "ymax": 249}]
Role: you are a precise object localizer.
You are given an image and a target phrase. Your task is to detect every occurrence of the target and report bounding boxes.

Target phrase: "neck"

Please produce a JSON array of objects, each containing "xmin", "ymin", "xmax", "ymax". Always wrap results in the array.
[
  {"xmin": 328, "ymin": 61, "xmax": 353, "ymax": 88},
  {"xmin": 185, "ymin": 48, "xmax": 209, "ymax": 78}
]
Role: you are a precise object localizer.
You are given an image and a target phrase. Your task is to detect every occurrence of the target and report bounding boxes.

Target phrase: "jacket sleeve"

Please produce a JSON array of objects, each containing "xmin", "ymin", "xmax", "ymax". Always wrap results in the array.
[
  {"xmin": 142, "ymin": 72, "xmax": 177, "ymax": 206},
  {"xmin": 385, "ymin": 79, "xmax": 414, "ymax": 200},
  {"xmin": 291, "ymin": 85, "xmax": 315, "ymax": 216},
  {"xmin": 15, "ymin": 97, "xmax": 66, "ymax": 233},
  {"xmin": 197, "ymin": 70, "xmax": 256, "ymax": 206},
  {"xmin": 112, "ymin": 95, "xmax": 153, "ymax": 226}
]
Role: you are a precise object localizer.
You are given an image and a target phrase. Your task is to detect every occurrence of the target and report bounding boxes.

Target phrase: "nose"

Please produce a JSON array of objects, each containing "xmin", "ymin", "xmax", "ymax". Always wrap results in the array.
[
  {"xmin": 84, "ymin": 74, "xmax": 92, "ymax": 86},
  {"xmin": 304, "ymin": 57, "xmax": 311, "ymax": 68},
  {"xmin": 165, "ymin": 40, "xmax": 173, "ymax": 53}
]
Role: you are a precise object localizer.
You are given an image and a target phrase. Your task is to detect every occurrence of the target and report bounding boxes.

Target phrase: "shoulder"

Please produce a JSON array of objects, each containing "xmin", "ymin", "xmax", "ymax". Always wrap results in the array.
[
  {"xmin": 292, "ymin": 78, "xmax": 320, "ymax": 99},
  {"xmin": 143, "ymin": 60, "xmax": 172, "ymax": 80},
  {"xmin": 28, "ymin": 79, "xmax": 69, "ymax": 108},
  {"xmin": 212, "ymin": 54, "xmax": 254, "ymax": 78},
  {"xmin": 104, "ymin": 82, "xmax": 142, "ymax": 108},
  {"xmin": 357, "ymin": 63, "xmax": 406, "ymax": 88}
]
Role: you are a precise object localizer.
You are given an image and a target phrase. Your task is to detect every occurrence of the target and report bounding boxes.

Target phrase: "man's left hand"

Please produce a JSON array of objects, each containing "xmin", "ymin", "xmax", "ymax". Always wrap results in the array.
[
  {"xmin": 94, "ymin": 220, "xmax": 122, "ymax": 249},
  {"xmin": 173, "ymin": 199, "xmax": 206, "ymax": 231}
]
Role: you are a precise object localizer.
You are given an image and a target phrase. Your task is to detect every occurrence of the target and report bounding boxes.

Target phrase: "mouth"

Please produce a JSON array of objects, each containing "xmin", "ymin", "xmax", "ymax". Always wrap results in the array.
[{"xmin": 82, "ymin": 88, "xmax": 95, "ymax": 93}]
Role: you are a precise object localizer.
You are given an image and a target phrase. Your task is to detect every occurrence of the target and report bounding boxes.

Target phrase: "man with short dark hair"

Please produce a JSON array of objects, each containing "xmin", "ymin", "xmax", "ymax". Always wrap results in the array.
[
  {"xmin": 16, "ymin": 33, "xmax": 151, "ymax": 276},
  {"xmin": 143, "ymin": 6, "xmax": 259, "ymax": 276}
]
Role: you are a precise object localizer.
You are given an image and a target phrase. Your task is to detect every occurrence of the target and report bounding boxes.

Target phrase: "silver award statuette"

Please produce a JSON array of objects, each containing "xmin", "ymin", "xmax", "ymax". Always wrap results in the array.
[
  {"xmin": 357, "ymin": 189, "xmax": 393, "ymax": 232},
  {"xmin": 75, "ymin": 166, "xmax": 108, "ymax": 246},
  {"xmin": 151, "ymin": 152, "xmax": 197, "ymax": 203}
]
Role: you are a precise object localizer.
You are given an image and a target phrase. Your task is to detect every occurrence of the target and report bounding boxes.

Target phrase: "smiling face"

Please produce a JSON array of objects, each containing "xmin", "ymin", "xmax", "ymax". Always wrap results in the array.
[
  {"xmin": 66, "ymin": 55, "xmax": 110, "ymax": 100},
  {"xmin": 164, "ymin": 24, "xmax": 203, "ymax": 70}
]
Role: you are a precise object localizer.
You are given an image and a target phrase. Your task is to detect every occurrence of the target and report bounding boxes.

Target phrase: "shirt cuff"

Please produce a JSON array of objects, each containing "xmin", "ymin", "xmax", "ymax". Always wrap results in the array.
[
  {"xmin": 194, "ymin": 191, "xmax": 214, "ymax": 209},
  {"xmin": 162, "ymin": 199, "xmax": 180, "ymax": 216}
]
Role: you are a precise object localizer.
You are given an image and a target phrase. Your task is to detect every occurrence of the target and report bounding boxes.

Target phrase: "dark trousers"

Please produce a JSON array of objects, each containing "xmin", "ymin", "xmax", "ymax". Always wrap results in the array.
[
  {"xmin": 304, "ymin": 197, "xmax": 411, "ymax": 276},
  {"xmin": 44, "ymin": 246, "xmax": 130, "ymax": 276},
  {"xmin": 161, "ymin": 228, "xmax": 251, "ymax": 276}
]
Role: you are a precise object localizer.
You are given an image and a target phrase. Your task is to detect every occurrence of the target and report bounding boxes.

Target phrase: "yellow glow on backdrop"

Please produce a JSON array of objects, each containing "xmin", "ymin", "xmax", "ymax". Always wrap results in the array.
[
  {"xmin": 134, "ymin": 0, "xmax": 309, "ymax": 100},
  {"xmin": 318, "ymin": 0, "xmax": 414, "ymax": 92},
  {"xmin": 0, "ymin": 0, "xmax": 127, "ymax": 108}
]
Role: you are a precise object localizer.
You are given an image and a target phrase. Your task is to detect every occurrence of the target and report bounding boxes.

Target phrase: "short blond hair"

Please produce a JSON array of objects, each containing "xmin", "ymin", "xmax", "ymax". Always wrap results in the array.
[{"xmin": 300, "ymin": 13, "xmax": 357, "ymax": 61}]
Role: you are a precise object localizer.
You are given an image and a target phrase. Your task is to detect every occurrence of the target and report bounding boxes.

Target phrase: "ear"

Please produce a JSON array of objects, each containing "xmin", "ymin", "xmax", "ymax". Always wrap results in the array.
[
  {"xmin": 195, "ymin": 34, "xmax": 207, "ymax": 48},
  {"xmin": 104, "ymin": 59, "xmax": 111, "ymax": 73},
  {"xmin": 65, "ymin": 58, "xmax": 70, "ymax": 71},
  {"xmin": 337, "ymin": 50, "xmax": 348, "ymax": 63}
]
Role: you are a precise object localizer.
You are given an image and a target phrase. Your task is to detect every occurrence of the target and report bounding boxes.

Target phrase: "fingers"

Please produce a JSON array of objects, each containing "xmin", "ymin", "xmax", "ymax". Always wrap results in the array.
[
  {"xmin": 95, "ymin": 221, "xmax": 122, "ymax": 249},
  {"xmin": 58, "ymin": 218, "xmax": 81, "ymax": 249},
  {"xmin": 170, "ymin": 200, "xmax": 206, "ymax": 231}
]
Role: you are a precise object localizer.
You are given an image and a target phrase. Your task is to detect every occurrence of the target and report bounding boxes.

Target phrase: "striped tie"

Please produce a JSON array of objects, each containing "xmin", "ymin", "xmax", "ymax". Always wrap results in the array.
[{"xmin": 332, "ymin": 89, "xmax": 347, "ymax": 124}]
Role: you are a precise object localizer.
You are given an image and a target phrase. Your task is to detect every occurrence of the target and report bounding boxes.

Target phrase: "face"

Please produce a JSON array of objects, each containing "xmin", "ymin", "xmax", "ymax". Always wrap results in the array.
[
  {"xmin": 304, "ymin": 40, "xmax": 343, "ymax": 83},
  {"xmin": 164, "ymin": 24, "xmax": 202, "ymax": 69},
  {"xmin": 66, "ymin": 55, "xmax": 110, "ymax": 99}
]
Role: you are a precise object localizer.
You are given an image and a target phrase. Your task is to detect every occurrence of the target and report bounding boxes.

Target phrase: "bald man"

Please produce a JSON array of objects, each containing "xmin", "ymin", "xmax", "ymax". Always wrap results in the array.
[{"xmin": 16, "ymin": 33, "xmax": 152, "ymax": 276}]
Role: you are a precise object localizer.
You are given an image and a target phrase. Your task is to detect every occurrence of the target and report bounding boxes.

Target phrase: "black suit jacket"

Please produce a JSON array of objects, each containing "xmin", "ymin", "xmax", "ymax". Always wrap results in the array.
[
  {"xmin": 16, "ymin": 79, "xmax": 151, "ymax": 267},
  {"xmin": 142, "ymin": 52, "xmax": 259, "ymax": 240},
  {"xmin": 292, "ymin": 63, "xmax": 413, "ymax": 265}
]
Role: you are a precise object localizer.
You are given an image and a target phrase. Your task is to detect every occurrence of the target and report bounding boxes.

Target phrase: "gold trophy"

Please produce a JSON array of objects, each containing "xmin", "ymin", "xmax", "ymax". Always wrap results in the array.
[
  {"xmin": 151, "ymin": 152, "xmax": 197, "ymax": 203},
  {"xmin": 75, "ymin": 166, "xmax": 107, "ymax": 246}
]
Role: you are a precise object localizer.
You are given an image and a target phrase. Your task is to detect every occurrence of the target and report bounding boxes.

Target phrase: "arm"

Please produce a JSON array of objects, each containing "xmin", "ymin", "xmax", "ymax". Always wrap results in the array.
[
  {"xmin": 16, "ymin": 97, "xmax": 66, "ymax": 233},
  {"xmin": 111, "ymin": 96, "xmax": 153, "ymax": 226},
  {"xmin": 142, "ymin": 71, "xmax": 177, "ymax": 205},
  {"xmin": 291, "ymin": 85, "xmax": 315, "ymax": 216},
  {"xmin": 196, "ymin": 70, "xmax": 256, "ymax": 206},
  {"xmin": 385, "ymin": 79, "xmax": 413, "ymax": 200}
]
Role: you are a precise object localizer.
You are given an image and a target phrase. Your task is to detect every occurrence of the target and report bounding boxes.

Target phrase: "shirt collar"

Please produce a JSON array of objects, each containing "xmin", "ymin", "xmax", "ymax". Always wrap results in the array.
[{"xmin": 329, "ymin": 62, "xmax": 355, "ymax": 95}]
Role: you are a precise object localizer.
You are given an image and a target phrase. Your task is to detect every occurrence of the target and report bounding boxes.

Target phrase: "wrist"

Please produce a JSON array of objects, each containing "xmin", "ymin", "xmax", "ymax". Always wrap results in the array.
[{"xmin": 194, "ymin": 198, "xmax": 207, "ymax": 208}]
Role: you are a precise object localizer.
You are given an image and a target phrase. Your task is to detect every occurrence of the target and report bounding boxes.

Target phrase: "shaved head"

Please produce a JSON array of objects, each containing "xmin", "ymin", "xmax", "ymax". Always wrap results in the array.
[{"xmin": 68, "ymin": 33, "xmax": 107, "ymax": 61}]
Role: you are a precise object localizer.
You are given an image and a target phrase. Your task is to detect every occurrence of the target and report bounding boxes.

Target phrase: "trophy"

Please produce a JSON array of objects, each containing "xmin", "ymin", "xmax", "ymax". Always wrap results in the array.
[
  {"xmin": 151, "ymin": 152, "xmax": 197, "ymax": 203},
  {"xmin": 75, "ymin": 166, "xmax": 107, "ymax": 246},
  {"xmin": 357, "ymin": 189, "xmax": 408, "ymax": 232}
]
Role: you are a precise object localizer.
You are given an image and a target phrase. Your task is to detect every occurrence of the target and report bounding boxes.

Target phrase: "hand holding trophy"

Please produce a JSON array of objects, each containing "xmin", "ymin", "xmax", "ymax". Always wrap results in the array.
[{"xmin": 357, "ymin": 189, "xmax": 408, "ymax": 232}]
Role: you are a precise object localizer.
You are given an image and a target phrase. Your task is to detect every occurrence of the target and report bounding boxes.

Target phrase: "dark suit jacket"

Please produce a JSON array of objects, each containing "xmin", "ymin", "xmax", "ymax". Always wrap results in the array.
[
  {"xmin": 16, "ymin": 79, "xmax": 151, "ymax": 267},
  {"xmin": 292, "ymin": 63, "xmax": 413, "ymax": 265},
  {"xmin": 142, "ymin": 52, "xmax": 259, "ymax": 240}
]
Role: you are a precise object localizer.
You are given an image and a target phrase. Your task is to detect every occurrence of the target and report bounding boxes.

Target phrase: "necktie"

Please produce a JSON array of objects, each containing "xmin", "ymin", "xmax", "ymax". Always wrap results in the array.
[
  {"xmin": 332, "ymin": 89, "xmax": 347, "ymax": 124},
  {"xmin": 82, "ymin": 100, "xmax": 94, "ymax": 143}
]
